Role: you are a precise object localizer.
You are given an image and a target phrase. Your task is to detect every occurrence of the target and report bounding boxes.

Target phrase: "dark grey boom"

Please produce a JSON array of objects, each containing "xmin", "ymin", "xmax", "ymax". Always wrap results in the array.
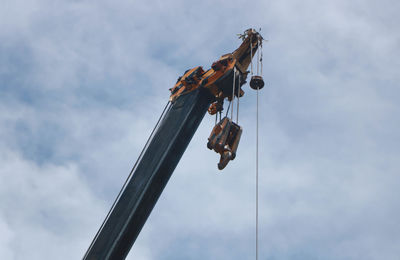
[{"xmin": 83, "ymin": 88, "xmax": 213, "ymax": 260}]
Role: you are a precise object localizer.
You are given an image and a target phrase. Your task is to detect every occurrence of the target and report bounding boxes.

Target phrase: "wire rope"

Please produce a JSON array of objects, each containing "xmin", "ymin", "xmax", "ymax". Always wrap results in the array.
[
  {"xmin": 256, "ymin": 85, "xmax": 259, "ymax": 260},
  {"xmin": 250, "ymin": 36, "xmax": 253, "ymax": 76},
  {"xmin": 231, "ymin": 67, "xmax": 236, "ymax": 120},
  {"xmin": 225, "ymin": 100, "xmax": 231, "ymax": 118},
  {"xmin": 257, "ymin": 40, "xmax": 260, "ymax": 76},
  {"xmin": 237, "ymin": 74, "xmax": 240, "ymax": 124}
]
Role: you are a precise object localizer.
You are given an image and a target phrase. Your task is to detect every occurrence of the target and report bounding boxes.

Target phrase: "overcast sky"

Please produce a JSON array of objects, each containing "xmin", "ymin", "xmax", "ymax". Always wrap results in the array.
[{"xmin": 1, "ymin": 0, "xmax": 400, "ymax": 259}]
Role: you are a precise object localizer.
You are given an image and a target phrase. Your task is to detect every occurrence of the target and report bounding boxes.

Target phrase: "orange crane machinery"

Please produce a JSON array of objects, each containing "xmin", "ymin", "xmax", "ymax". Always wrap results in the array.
[{"xmin": 83, "ymin": 29, "xmax": 264, "ymax": 260}]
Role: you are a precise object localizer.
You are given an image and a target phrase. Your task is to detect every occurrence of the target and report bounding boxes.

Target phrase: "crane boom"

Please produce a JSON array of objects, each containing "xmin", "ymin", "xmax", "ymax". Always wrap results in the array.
[
  {"xmin": 83, "ymin": 29, "xmax": 263, "ymax": 260},
  {"xmin": 84, "ymin": 88, "xmax": 212, "ymax": 260}
]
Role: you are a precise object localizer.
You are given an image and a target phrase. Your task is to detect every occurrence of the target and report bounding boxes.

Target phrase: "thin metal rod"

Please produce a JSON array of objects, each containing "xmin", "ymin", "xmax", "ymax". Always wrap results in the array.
[
  {"xmin": 225, "ymin": 100, "xmax": 231, "ymax": 118},
  {"xmin": 260, "ymin": 43, "xmax": 263, "ymax": 76},
  {"xmin": 257, "ymin": 40, "xmax": 260, "ymax": 76},
  {"xmin": 236, "ymin": 74, "xmax": 240, "ymax": 124},
  {"xmin": 256, "ymin": 86, "xmax": 259, "ymax": 260},
  {"xmin": 250, "ymin": 36, "xmax": 253, "ymax": 76},
  {"xmin": 231, "ymin": 67, "xmax": 236, "ymax": 120}
]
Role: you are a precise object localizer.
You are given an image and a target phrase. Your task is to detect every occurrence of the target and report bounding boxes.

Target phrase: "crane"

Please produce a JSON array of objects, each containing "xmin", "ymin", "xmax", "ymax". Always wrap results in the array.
[{"xmin": 83, "ymin": 29, "xmax": 264, "ymax": 260}]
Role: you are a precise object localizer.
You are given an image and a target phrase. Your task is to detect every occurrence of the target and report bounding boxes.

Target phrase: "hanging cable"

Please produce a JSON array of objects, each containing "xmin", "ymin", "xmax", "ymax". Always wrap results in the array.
[
  {"xmin": 250, "ymin": 35, "xmax": 254, "ymax": 76},
  {"xmin": 225, "ymin": 100, "xmax": 232, "ymax": 118},
  {"xmin": 256, "ymin": 85, "xmax": 259, "ymax": 260},
  {"xmin": 231, "ymin": 67, "xmax": 236, "ymax": 120},
  {"xmin": 236, "ymin": 74, "xmax": 240, "ymax": 124},
  {"xmin": 260, "ymin": 42, "xmax": 263, "ymax": 76},
  {"xmin": 257, "ymin": 40, "xmax": 260, "ymax": 76},
  {"xmin": 255, "ymin": 33, "xmax": 264, "ymax": 260}
]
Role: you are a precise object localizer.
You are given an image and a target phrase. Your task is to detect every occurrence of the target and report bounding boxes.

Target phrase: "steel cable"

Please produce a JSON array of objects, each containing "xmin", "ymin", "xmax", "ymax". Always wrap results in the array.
[{"xmin": 256, "ymin": 85, "xmax": 259, "ymax": 260}]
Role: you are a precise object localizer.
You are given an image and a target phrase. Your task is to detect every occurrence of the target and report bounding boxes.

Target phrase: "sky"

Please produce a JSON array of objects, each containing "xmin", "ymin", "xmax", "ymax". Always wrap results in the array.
[{"xmin": 1, "ymin": 0, "xmax": 400, "ymax": 259}]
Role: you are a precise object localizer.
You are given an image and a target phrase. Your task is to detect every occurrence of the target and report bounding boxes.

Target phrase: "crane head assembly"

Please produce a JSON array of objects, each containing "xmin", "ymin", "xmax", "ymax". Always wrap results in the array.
[{"xmin": 169, "ymin": 28, "xmax": 265, "ymax": 170}]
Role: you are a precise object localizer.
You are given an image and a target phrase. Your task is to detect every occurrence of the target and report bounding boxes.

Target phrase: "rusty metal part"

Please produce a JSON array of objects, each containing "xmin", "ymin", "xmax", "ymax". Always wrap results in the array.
[
  {"xmin": 208, "ymin": 100, "xmax": 224, "ymax": 115},
  {"xmin": 207, "ymin": 117, "xmax": 231, "ymax": 153},
  {"xmin": 207, "ymin": 117, "xmax": 243, "ymax": 170},
  {"xmin": 218, "ymin": 150, "xmax": 232, "ymax": 170},
  {"xmin": 169, "ymin": 29, "xmax": 263, "ymax": 103},
  {"xmin": 170, "ymin": 29, "xmax": 263, "ymax": 170},
  {"xmin": 230, "ymin": 125, "xmax": 242, "ymax": 160}
]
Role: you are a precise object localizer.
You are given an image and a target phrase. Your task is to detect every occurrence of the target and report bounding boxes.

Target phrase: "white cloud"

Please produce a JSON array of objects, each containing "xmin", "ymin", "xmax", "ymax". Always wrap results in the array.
[
  {"xmin": 0, "ymin": 150, "xmax": 106, "ymax": 259},
  {"xmin": 1, "ymin": 0, "xmax": 400, "ymax": 259}
]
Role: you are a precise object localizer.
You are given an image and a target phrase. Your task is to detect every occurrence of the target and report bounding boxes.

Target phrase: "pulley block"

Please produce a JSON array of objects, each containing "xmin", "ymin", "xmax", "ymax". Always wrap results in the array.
[{"xmin": 250, "ymin": 75, "xmax": 265, "ymax": 90}]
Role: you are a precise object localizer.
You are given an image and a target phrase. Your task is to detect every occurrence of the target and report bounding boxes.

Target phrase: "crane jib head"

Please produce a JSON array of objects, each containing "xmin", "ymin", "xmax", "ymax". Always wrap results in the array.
[{"xmin": 169, "ymin": 29, "xmax": 264, "ymax": 169}]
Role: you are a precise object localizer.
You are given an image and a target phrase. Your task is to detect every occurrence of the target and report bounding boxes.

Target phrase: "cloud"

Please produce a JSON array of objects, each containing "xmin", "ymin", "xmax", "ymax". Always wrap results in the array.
[
  {"xmin": 1, "ymin": 0, "xmax": 400, "ymax": 259},
  {"xmin": 0, "ymin": 149, "xmax": 106, "ymax": 259}
]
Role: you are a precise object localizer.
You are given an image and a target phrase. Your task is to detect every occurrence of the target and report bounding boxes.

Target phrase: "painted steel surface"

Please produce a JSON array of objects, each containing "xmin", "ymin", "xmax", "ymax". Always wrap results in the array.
[{"xmin": 84, "ymin": 88, "xmax": 213, "ymax": 260}]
